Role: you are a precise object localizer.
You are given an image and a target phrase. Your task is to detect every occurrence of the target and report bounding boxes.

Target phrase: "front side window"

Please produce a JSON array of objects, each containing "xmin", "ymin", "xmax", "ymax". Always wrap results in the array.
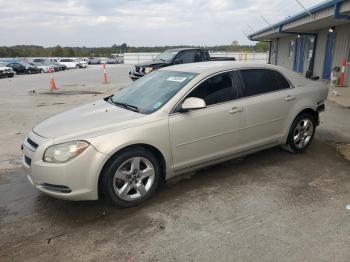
[
  {"xmin": 176, "ymin": 50, "xmax": 197, "ymax": 64},
  {"xmin": 240, "ymin": 69, "xmax": 290, "ymax": 97},
  {"xmin": 186, "ymin": 72, "xmax": 238, "ymax": 106},
  {"xmin": 110, "ymin": 70, "xmax": 197, "ymax": 114}
]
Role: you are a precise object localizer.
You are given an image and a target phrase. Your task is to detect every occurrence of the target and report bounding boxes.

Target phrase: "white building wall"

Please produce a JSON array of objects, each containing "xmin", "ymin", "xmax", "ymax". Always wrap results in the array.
[
  {"xmin": 274, "ymin": 23, "xmax": 350, "ymax": 82},
  {"xmin": 333, "ymin": 24, "xmax": 350, "ymax": 82},
  {"xmin": 277, "ymin": 36, "xmax": 295, "ymax": 71},
  {"xmin": 313, "ymin": 29, "xmax": 328, "ymax": 78}
]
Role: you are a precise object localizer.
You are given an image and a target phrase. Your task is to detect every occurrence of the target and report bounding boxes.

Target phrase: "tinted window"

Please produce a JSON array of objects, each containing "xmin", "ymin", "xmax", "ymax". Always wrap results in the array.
[
  {"xmin": 187, "ymin": 73, "xmax": 237, "ymax": 106},
  {"xmin": 201, "ymin": 51, "xmax": 210, "ymax": 61},
  {"xmin": 272, "ymin": 71, "xmax": 290, "ymax": 90},
  {"xmin": 176, "ymin": 50, "xmax": 197, "ymax": 63},
  {"xmin": 240, "ymin": 69, "xmax": 290, "ymax": 97}
]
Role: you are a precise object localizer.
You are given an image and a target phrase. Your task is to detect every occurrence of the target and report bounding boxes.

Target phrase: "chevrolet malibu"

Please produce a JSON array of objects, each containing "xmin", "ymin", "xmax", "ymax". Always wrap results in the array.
[{"xmin": 22, "ymin": 62, "xmax": 328, "ymax": 207}]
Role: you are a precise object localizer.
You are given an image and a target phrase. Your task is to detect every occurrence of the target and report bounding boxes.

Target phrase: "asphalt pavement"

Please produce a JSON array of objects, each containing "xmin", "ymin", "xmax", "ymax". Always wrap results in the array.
[{"xmin": 0, "ymin": 66, "xmax": 350, "ymax": 262}]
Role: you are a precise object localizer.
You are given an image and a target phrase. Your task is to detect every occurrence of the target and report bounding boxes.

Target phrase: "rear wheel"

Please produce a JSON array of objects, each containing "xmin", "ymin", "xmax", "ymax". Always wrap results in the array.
[
  {"xmin": 284, "ymin": 113, "xmax": 316, "ymax": 153},
  {"xmin": 101, "ymin": 148, "xmax": 161, "ymax": 208}
]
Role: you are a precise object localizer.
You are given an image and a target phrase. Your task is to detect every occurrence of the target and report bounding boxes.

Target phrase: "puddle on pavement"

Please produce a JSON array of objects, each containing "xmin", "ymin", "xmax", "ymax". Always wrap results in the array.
[{"xmin": 336, "ymin": 144, "xmax": 350, "ymax": 161}]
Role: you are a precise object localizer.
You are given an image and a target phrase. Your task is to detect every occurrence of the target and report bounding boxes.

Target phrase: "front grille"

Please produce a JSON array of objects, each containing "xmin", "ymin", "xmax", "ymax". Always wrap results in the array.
[
  {"xmin": 41, "ymin": 183, "xmax": 72, "ymax": 193},
  {"xmin": 135, "ymin": 66, "xmax": 140, "ymax": 72},
  {"xmin": 24, "ymin": 155, "xmax": 31, "ymax": 166},
  {"xmin": 27, "ymin": 138, "xmax": 38, "ymax": 150}
]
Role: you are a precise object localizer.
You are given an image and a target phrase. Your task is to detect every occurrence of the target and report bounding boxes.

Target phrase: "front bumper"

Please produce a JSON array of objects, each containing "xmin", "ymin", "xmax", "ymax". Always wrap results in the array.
[
  {"xmin": 129, "ymin": 67, "xmax": 146, "ymax": 81},
  {"xmin": 22, "ymin": 132, "xmax": 107, "ymax": 201},
  {"xmin": 0, "ymin": 71, "xmax": 14, "ymax": 78}
]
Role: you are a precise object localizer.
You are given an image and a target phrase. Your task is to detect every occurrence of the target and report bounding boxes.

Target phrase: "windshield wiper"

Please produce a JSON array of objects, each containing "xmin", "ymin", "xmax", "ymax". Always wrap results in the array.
[{"xmin": 108, "ymin": 98, "xmax": 140, "ymax": 113}]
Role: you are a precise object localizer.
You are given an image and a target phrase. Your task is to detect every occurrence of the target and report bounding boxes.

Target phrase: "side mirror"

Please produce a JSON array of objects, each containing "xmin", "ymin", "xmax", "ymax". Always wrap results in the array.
[
  {"xmin": 181, "ymin": 97, "xmax": 206, "ymax": 112},
  {"xmin": 174, "ymin": 59, "xmax": 182, "ymax": 64}
]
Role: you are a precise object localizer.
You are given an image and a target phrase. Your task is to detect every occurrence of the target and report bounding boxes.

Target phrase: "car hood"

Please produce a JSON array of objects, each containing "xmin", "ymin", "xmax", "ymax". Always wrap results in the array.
[
  {"xmin": 135, "ymin": 60, "xmax": 171, "ymax": 68},
  {"xmin": 33, "ymin": 99, "xmax": 146, "ymax": 140}
]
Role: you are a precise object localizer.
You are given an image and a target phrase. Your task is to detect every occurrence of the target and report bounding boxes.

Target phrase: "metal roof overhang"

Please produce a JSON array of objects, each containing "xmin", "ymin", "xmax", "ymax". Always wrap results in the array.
[{"xmin": 249, "ymin": 0, "xmax": 350, "ymax": 41}]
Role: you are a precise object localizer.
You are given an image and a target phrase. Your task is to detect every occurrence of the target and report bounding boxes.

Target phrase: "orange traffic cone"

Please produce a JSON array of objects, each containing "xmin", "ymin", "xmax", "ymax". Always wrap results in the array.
[{"xmin": 50, "ymin": 78, "xmax": 58, "ymax": 91}]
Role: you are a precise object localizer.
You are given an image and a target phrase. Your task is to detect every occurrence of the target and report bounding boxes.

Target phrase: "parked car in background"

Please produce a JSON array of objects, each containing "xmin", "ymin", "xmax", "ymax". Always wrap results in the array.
[
  {"xmin": 46, "ymin": 60, "xmax": 67, "ymax": 71},
  {"xmin": 58, "ymin": 58, "xmax": 80, "ymax": 69},
  {"xmin": 129, "ymin": 48, "xmax": 236, "ymax": 80},
  {"xmin": 30, "ymin": 62, "xmax": 54, "ymax": 73},
  {"xmin": 22, "ymin": 62, "xmax": 328, "ymax": 207},
  {"xmin": 32, "ymin": 59, "xmax": 61, "ymax": 72},
  {"xmin": 88, "ymin": 58, "xmax": 101, "ymax": 65},
  {"xmin": 0, "ymin": 62, "xmax": 15, "ymax": 78},
  {"xmin": 75, "ymin": 59, "xmax": 88, "ymax": 68},
  {"xmin": 6, "ymin": 61, "xmax": 40, "ymax": 74},
  {"xmin": 106, "ymin": 58, "xmax": 118, "ymax": 64}
]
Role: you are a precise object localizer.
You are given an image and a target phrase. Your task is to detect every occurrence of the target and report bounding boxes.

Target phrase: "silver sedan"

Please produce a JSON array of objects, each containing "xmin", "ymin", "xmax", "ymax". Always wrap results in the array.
[{"xmin": 22, "ymin": 62, "xmax": 328, "ymax": 207}]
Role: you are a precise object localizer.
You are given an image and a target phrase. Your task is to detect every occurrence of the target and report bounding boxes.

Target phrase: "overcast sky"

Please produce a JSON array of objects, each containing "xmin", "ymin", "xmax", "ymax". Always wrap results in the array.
[{"xmin": 0, "ymin": 0, "xmax": 322, "ymax": 47}]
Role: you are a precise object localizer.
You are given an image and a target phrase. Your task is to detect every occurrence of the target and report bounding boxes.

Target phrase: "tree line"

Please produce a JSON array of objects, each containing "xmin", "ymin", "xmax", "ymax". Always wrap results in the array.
[{"xmin": 0, "ymin": 42, "xmax": 269, "ymax": 58}]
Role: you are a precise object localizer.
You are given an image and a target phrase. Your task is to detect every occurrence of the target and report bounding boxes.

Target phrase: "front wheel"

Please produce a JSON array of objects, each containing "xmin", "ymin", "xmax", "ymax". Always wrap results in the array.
[
  {"xmin": 101, "ymin": 148, "xmax": 161, "ymax": 208},
  {"xmin": 284, "ymin": 113, "xmax": 316, "ymax": 153}
]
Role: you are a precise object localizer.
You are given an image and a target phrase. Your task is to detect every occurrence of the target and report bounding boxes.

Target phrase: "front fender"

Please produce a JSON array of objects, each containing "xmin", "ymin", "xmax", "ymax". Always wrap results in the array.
[{"xmin": 87, "ymin": 118, "xmax": 174, "ymax": 178}]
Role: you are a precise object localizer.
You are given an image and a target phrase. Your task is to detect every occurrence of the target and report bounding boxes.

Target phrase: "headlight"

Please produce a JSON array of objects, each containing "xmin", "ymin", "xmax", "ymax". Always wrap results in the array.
[
  {"xmin": 43, "ymin": 141, "xmax": 90, "ymax": 163},
  {"xmin": 145, "ymin": 67, "xmax": 153, "ymax": 74}
]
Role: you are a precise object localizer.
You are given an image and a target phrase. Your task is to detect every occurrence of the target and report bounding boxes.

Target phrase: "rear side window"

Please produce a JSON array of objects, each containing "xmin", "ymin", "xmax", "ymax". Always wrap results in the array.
[
  {"xmin": 176, "ymin": 50, "xmax": 197, "ymax": 63},
  {"xmin": 187, "ymin": 72, "xmax": 238, "ymax": 106},
  {"xmin": 200, "ymin": 51, "xmax": 210, "ymax": 61},
  {"xmin": 240, "ymin": 69, "xmax": 290, "ymax": 97}
]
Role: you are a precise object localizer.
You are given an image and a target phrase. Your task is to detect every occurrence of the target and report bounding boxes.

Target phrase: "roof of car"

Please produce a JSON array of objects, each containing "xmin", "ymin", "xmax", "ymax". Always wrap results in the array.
[
  {"xmin": 167, "ymin": 48, "xmax": 204, "ymax": 52},
  {"xmin": 160, "ymin": 61, "xmax": 282, "ymax": 74}
]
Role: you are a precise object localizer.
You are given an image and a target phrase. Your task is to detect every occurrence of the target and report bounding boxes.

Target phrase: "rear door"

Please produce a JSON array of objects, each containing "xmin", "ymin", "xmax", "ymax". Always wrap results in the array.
[{"xmin": 238, "ymin": 68, "xmax": 295, "ymax": 150}]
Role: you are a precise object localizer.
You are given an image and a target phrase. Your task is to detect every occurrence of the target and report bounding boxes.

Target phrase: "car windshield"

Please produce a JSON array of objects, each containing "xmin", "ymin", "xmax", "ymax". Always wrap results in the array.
[
  {"xmin": 110, "ymin": 70, "xmax": 197, "ymax": 114},
  {"xmin": 154, "ymin": 50, "xmax": 179, "ymax": 62}
]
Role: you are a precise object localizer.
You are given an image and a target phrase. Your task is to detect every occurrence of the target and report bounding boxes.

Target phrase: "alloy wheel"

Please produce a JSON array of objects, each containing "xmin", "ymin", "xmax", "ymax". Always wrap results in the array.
[
  {"xmin": 293, "ymin": 118, "xmax": 314, "ymax": 149},
  {"xmin": 113, "ymin": 157, "xmax": 155, "ymax": 201}
]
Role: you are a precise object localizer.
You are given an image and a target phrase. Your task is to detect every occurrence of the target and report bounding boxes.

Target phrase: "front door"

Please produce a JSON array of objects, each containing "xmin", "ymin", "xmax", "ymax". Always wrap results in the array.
[
  {"xmin": 169, "ymin": 71, "xmax": 244, "ymax": 171},
  {"xmin": 322, "ymin": 33, "xmax": 335, "ymax": 80}
]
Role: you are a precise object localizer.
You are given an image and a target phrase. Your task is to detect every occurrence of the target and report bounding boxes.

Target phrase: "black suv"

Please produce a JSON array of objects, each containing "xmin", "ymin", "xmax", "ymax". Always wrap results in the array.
[{"xmin": 129, "ymin": 48, "xmax": 235, "ymax": 81}]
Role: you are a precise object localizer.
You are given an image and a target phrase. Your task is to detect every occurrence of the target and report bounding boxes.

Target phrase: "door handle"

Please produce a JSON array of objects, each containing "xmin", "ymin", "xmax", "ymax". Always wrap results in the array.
[
  {"xmin": 229, "ymin": 107, "xmax": 243, "ymax": 114},
  {"xmin": 284, "ymin": 95, "xmax": 295, "ymax": 101}
]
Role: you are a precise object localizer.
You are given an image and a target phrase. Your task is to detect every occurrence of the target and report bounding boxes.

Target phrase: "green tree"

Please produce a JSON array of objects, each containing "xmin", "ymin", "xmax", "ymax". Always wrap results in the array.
[
  {"xmin": 51, "ymin": 45, "xmax": 64, "ymax": 57},
  {"xmin": 255, "ymin": 41, "xmax": 269, "ymax": 52},
  {"xmin": 120, "ymin": 43, "xmax": 128, "ymax": 53},
  {"xmin": 65, "ymin": 47, "xmax": 75, "ymax": 57}
]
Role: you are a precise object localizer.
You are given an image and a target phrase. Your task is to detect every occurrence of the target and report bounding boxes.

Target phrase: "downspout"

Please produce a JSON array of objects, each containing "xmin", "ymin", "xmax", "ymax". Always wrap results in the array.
[{"xmin": 268, "ymin": 41, "xmax": 272, "ymax": 64}]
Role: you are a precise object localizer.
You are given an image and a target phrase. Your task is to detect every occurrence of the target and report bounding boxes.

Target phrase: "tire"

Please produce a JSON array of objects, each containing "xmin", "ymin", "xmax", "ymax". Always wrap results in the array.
[
  {"xmin": 284, "ymin": 113, "xmax": 316, "ymax": 153},
  {"xmin": 101, "ymin": 148, "xmax": 161, "ymax": 208},
  {"xmin": 40, "ymin": 69, "xmax": 44, "ymax": 73}
]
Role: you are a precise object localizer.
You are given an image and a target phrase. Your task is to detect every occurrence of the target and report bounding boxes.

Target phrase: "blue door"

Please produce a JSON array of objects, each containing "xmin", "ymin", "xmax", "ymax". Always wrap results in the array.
[
  {"xmin": 293, "ymin": 38, "xmax": 304, "ymax": 73},
  {"xmin": 322, "ymin": 33, "xmax": 334, "ymax": 79}
]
